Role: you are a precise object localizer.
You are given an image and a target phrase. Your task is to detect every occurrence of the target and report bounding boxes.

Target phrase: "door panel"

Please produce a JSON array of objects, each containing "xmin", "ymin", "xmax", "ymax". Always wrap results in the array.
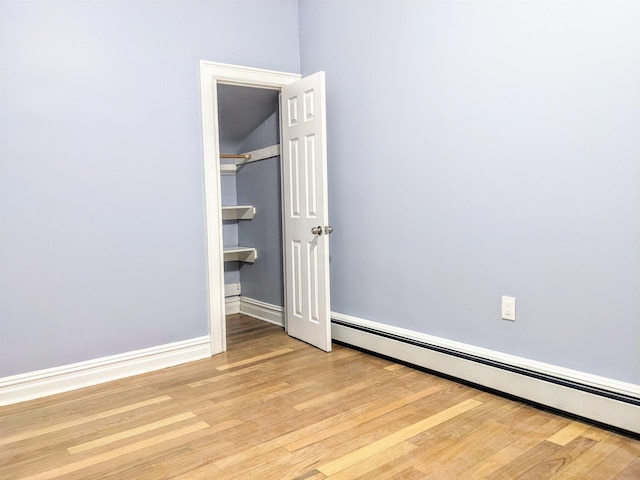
[{"xmin": 281, "ymin": 72, "xmax": 331, "ymax": 352}]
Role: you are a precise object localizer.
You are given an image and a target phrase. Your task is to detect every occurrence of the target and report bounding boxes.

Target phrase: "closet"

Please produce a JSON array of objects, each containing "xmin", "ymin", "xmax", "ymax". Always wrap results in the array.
[
  {"xmin": 217, "ymin": 84, "xmax": 284, "ymax": 320},
  {"xmin": 200, "ymin": 61, "xmax": 331, "ymax": 355}
]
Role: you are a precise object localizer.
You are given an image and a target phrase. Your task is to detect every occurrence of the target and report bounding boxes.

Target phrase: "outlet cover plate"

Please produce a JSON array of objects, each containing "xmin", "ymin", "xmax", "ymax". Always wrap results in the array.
[{"xmin": 502, "ymin": 296, "xmax": 516, "ymax": 321}]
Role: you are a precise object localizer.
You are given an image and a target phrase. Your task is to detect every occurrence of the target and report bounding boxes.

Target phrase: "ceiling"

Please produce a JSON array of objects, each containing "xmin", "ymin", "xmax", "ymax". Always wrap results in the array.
[{"xmin": 217, "ymin": 84, "xmax": 279, "ymax": 148}]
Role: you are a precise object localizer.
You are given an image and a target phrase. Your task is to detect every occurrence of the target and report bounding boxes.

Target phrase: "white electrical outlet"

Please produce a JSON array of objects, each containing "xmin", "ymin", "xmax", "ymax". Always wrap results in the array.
[{"xmin": 502, "ymin": 296, "xmax": 516, "ymax": 321}]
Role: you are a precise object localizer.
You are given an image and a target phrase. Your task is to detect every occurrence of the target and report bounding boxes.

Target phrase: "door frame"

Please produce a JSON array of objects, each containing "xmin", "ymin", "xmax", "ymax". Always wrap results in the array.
[{"xmin": 199, "ymin": 61, "xmax": 301, "ymax": 354}]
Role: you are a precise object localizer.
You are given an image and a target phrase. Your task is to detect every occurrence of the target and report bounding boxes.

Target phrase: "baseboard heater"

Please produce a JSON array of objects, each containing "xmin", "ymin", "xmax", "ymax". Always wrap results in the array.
[{"xmin": 331, "ymin": 318, "xmax": 640, "ymax": 437}]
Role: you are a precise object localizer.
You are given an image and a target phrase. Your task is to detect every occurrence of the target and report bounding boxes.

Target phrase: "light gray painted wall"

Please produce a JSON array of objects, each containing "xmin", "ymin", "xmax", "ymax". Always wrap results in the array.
[
  {"xmin": 299, "ymin": 0, "xmax": 640, "ymax": 383},
  {"xmin": 237, "ymin": 112, "xmax": 284, "ymax": 306},
  {"xmin": 0, "ymin": 0, "xmax": 299, "ymax": 377}
]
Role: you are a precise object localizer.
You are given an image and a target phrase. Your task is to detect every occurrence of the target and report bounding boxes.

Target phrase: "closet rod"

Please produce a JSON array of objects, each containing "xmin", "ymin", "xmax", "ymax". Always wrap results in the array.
[{"xmin": 220, "ymin": 153, "xmax": 252, "ymax": 160}]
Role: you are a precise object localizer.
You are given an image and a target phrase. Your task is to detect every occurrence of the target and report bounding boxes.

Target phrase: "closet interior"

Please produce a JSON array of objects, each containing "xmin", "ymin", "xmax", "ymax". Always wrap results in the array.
[{"xmin": 217, "ymin": 84, "xmax": 284, "ymax": 319}]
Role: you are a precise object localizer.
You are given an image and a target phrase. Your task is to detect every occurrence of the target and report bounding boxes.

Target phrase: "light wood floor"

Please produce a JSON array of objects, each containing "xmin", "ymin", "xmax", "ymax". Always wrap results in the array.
[{"xmin": 1, "ymin": 315, "xmax": 639, "ymax": 479}]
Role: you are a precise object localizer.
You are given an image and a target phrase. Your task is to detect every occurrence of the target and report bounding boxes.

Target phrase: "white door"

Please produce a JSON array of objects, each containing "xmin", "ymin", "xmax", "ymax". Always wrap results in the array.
[{"xmin": 281, "ymin": 72, "xmax": 332, "ymax": 352}]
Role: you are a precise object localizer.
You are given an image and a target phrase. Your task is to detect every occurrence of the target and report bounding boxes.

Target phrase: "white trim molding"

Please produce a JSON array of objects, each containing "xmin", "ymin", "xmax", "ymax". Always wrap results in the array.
[
  {"xmin": 0, "ymin": 337, "xmax": 211, "ymax": 407},
  {"xmin": 199, "ymin": 61, "xmax": 300, "ymax": 355},
  {"xmin": 331, "ymin": 311, "xmax": 640, "ymax": 435},
  {"xmin": 225, "ymin": 296, "xmax": 241, "ymax": 315},
  {"xmin": 200, "ymin": 61, "xmax": 301, "ymax": 89},
  {"xmin": 240, "ymin": 297, "xmax": 284, "ymax": 327}
]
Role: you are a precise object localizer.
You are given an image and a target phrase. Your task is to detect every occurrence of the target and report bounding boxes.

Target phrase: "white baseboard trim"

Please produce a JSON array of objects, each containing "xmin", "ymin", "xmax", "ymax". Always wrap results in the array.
[
  {"xmin": 240, "ymin": 297, "xmax": 284, "ymax": 326},
  {"xmin": 0, "ymin": 336, "xmax": 212, "ymax": 407},
  {"xmin": 225, "ymin": 296, "xmax": 240, "ymax": 315},
  {"xmin": 331, "ymin": 311, "xmax": 640, "ymax": 435}
]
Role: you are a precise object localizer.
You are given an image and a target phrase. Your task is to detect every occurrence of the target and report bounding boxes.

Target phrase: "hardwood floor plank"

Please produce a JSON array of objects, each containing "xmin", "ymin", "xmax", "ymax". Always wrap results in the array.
[
  {"xmin": 582, "ymin": 426, "xmax": 610, "ymax": 442},
  {"xmin": 314, "ymin": 405, "xmax": 422, "ymax": 456},
  {"xmin": 316, "ymin": 398, "xmax": 483, "ymax": 476},
  {"xmin": 396, "ymin": 388, "xmax": 503, "ymax": 453},
  {"xmin": 384, "ymin": 363, "xmax": 406, "ymax": 372},
  {"xmin": 294, "ymin": 469, "xmax": 326, "ymax": 480},
  {"xmin": 453, "ymin": 414, "xmax": 570, "ymax": 479},
  {"xmin": 215, "ymin": 347, "xmax": 294, "ymax": 370},
  {"xmin": 209, "ymin": 375, "xmax": 443, "ymax": 473},
  {"xmin": 0, "ymin": 395, "xmax": 172, "ymax": 446},
  {"xmin": 293, "ymin": 377, "xmax": 390, "ymax": 411},
  {"xmin": 17, "ymin": 422, "xmax": 210, "ymax": 480},
  {"xmin": 516, "ymin": 435, "xmax": 597, "ymax": 479},
  {"xmin": 214, "ymin": 446, "xmax": 328, "ymax": 480},
  {"xmin": 66, "ymin": 412, "xmax": 197, "ymax": 454},
  {"xmin": 210, "ymin": 393, "xmax": 416, "ymax": 472},
  {"xmin": 67, "ymin": 443, "xmax": 201, "ymax": 480},
  {"xmin": 186, "ymin": 363, "xmax": 268, "ymax": 388},
  {"xmin": 386, "ymin": 466, "xmax": 429, "ymax": 479},
  {"xmin": 546, "ymin": 420, "xmax": 592, "ymax": 446},
  {"xmin": 615, "ymin": 456, "xmax": 640, "ymax": 479},
  {"xmin": 323, "ymin": 440, "xmax": 418, "ymax": 480},
  {"xmin": 486, "ymin": 440, "xmax": 562, "ymax": 480},
  {"xmin": 167, "ymin": 462, "xmax": 224, "ymax": 480},
  {"xmin": 583, "ymin": 437, "xmax": 640, "ymax": 479},
  {"xmin": 412, "ymin": 400, "xmax": 538, "ymax": 478},
  {"xmin": 286, "ymin": 385, "xmax": 440, "ymax": 452},
  {"xmin": 546, "ymin": 433, "xmax": 621, "ymax": 480},
  {"xmin": 2, "ymin": 315, "xmax": 638, "ymax": 479}
]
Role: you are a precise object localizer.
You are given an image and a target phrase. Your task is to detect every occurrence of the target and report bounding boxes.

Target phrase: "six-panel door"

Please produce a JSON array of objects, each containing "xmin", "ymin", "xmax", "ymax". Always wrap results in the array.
[{"xmin": 281, "ymin": 71, "xmax": 331, "ymax": 352}]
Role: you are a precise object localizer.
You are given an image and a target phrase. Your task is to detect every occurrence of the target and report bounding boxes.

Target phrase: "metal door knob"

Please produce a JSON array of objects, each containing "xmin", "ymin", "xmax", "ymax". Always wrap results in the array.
[
  {"xmin": 324, "ymin": 226, "xmax": 333, "ymax": 234},
  {"xmin": 311, "ymin": 226, "xmax": 323, "ymax": 235}
]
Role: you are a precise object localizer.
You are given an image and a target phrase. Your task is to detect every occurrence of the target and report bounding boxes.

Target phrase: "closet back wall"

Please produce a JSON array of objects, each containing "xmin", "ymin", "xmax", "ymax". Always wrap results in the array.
[
  {"xmin": 237, "ymin": 112, "xmax": 284, "ymax": 307},
  {"xmin": 0, "ymin": 0, "xmax": 300, "ymax": 377}
]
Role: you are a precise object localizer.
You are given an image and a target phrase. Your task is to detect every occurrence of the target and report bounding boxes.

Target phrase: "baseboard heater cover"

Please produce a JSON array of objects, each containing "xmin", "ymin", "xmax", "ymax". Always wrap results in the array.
[{"xmin": 331, "ymin": 317, "xmax": 640, "ymax": 436}]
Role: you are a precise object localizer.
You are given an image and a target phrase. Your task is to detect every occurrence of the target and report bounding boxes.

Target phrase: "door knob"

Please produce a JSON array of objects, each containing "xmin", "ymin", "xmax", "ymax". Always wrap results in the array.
[
  {"xmin": 324, "ymin": 226, "xmax": 333, "ymax": 234},
  {"xmin": 311, "ymin": 226, "xmax": 323, "ymax": 235}
]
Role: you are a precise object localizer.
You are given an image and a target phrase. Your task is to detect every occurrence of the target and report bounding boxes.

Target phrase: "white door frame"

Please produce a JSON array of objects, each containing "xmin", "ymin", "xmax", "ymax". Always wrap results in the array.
[{"xmin": 199, "ymin": 61, "xmax": 301, "ymax": 354}]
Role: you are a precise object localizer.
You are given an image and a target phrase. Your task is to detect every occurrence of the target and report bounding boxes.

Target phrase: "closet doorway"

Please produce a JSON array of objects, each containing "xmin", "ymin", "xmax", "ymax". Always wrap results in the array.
[{"xmin": 199, "ymin": 62, "xmax": 332, "ymax": 356}]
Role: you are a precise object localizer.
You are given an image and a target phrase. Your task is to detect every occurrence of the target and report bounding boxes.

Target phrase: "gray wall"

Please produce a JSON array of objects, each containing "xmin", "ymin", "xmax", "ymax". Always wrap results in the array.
[
  {"xmin": 0, "ymin": 0, "xmax": 299, "ymax": 377},
  {"xmin": 299, "ymin": 0, "xmax": 640, "ymax": 383},
  {"xmin": 237, "ymin": 112, "xmax": 284, "ymax": 306}
]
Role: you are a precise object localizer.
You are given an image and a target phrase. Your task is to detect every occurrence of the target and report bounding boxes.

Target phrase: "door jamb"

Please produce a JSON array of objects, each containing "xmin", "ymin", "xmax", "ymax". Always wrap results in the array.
[{"xmin": 199, "ymin": 61, "xmax": 301, "ymax": 355}]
